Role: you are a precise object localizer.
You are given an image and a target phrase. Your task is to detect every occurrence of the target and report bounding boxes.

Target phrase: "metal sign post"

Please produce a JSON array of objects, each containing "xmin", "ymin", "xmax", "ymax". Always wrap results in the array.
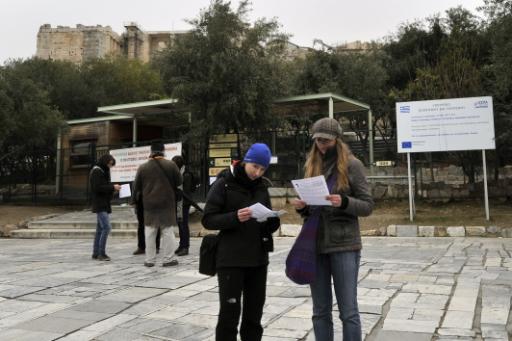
[
  {"xmin": 482, "ymin": 150, "xmax": 490, "ymax": 220},
  {"xmin": 407, "ymin": 152, "xmax": 414, "ymax": 221}
]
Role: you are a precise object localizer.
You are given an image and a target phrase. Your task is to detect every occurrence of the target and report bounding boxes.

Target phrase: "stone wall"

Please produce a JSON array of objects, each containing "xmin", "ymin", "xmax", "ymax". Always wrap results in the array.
[
  {"xmin": 371, "ymin": 165, "xmax": 512, "ymax": 185},
  {"xmin": 36, "ymin": 23, "xmax": 184, "ymax": 64},
  {"xmin": 37, "ymin": 24, "xmax": 121, "ymax": 63},
  {"xmin": 275, "ymin": 224, "xmax": 512, "ymax": 238},
  {"xmin": 370, "ymin": 179, "xmax": 512, "ymax": 201},
  {"xmin": 268, "ymin": 176, "xmax": 512, "ymax": 206}
]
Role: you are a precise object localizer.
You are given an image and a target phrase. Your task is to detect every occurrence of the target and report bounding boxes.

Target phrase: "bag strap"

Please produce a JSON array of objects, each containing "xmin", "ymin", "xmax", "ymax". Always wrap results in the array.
[
  {"xmin": 153, "ymin": 159, "xmax": 204, "ymax": 212},
  {"xmin": 326, "ymin": 173, "xmax": 337, "ymax": 193},
  {"xmin": 154, "ymin": 159, "xmax": 178, "ymax": 193}
]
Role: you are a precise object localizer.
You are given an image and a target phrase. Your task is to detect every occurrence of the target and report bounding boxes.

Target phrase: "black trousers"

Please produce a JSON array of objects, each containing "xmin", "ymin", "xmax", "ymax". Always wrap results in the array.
[
  {"xmin": 136, "ymin": 202, "xmax": 160, "ymax": 250},
  {"xmin": 177, "ymin": 203, "xmax": 191, "ymax": 249},
  {"xmin": 216, "ymin": 265, "xmax": 268, "ymax": 341}
]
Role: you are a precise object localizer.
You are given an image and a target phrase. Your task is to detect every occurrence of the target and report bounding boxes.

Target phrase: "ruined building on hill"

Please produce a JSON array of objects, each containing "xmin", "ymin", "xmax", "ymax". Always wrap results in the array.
[
  {"xmin": 36, "ymin": 22, "xmax": 326, "ymax": 63},
  {"xmin": 36, "ymin": 22, "xmax": 186, "ymax": 64}
]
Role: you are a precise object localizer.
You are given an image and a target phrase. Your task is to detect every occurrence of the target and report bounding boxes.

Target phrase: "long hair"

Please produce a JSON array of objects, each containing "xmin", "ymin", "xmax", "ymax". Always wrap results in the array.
[{"xmin": 304, "ymin": 138, "xmax": 352, "ymax": 192}]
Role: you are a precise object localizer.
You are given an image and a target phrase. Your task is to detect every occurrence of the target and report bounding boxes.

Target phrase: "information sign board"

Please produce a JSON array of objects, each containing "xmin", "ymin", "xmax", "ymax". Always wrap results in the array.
[{"xmin": 396, "ymin": 97, "xmax": 495, "ymax": 153}]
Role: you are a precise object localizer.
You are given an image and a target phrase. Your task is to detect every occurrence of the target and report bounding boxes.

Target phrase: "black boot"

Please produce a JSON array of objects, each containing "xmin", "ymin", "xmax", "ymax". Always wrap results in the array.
[{"xmin": 175, "ymin": 248, "xmax": 189, "ymax": 256}]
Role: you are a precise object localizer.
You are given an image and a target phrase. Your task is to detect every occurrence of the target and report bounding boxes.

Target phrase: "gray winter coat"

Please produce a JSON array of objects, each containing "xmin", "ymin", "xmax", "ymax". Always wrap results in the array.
[{"xmin": 299, "ymin": 157, "xmax": 374, "ymax": 253}]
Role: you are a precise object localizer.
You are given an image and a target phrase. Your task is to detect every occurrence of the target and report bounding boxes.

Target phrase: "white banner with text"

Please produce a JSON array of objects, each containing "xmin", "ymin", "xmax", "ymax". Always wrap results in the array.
[{"xmin": 109, "ymin": 142, "xmax": 182, "ymax": 182}]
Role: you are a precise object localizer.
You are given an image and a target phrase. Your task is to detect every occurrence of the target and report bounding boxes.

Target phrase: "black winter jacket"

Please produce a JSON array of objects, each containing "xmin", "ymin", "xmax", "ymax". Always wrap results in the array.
[
  {"xmin": 89, "ymin": 165, "xmax": 115, "ymax": 213},
  {"xmin": 201, "ymin": 165, "xmax": 280, "ymax": 268}
]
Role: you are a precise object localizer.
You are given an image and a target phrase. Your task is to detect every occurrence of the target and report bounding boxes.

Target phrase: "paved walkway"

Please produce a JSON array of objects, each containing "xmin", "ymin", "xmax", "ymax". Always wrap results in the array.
[{"xmin": 0, "ymin": 237, "xmax": 510, "ymax": 340}]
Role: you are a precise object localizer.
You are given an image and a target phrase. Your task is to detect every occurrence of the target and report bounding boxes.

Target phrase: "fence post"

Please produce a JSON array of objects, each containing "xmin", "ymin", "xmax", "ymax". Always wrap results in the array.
[
  {"xmin": 368, "ymin": 109, "xmax": 374, "ymax": 174},
  {"xmin": 55, "ymin": 128, "xmax": 62, "ymax": 195}
]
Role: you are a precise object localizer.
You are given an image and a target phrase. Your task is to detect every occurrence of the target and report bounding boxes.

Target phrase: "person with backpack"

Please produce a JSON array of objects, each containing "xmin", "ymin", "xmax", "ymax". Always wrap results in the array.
[
  {"xmin": 90, "ymin": 154, "xmax": 121, "ymax": 261},
  {"xmin": 202, "ymin": 143, "xmax": 280, "ymax": 341},
  {"xmin": 132, "ymin": 142, "xmax": 183, "ymax": 267}
]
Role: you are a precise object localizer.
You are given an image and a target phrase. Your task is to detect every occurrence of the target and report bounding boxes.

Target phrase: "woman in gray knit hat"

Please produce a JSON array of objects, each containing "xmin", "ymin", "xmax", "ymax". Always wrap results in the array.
[{"xmin": 292, "ymin": 117, "xmax": 374, "ymax": 341}]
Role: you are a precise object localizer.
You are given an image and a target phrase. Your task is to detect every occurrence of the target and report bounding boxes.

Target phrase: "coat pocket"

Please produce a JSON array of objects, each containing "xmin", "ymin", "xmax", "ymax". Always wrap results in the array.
[
  {"xmin": 261, "ymin": 226, "xmax": 274, "ymax": 252},
  {"xmin": 324, "ymin": 215, "xmax": 353, "ymax": 244}
]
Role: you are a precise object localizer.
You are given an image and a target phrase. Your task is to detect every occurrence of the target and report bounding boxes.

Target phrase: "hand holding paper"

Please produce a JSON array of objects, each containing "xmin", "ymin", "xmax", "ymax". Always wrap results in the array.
[
  {"xmin": 119, "ymin": 184, "xmax": 131, "ymax": 198},
  {"xmin": 291, "ymin": 175, "xmax": 332, "ymax": 206},
  {"xmin": 249, "ymin": 203, "xmax": 287, "ymax": 222},
  {"xmin": 238, "ymin": 207, "xmax": 252, "ymax": 222}
]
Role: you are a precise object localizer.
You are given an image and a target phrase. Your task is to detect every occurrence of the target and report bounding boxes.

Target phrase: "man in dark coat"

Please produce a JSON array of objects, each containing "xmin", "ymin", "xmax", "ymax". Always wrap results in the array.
[
  {"xmin": 90, "ymin": 154, "xmax": 121, "ymax": 261},
  {"xmin": 132, "ymin": 142, "xmax": 183, "ymax": 267}
]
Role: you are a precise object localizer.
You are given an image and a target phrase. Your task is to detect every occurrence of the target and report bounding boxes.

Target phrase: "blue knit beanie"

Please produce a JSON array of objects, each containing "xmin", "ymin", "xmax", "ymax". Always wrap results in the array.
[{"xmin": 243, "ymin": 143, "xmax": 271, "ymax": 168}]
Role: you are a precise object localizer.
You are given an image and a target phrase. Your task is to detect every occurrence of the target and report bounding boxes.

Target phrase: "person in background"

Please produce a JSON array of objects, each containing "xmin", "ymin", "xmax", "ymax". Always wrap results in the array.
[
  {"xmin": 171, "ymin": 155, "xmax": 193, "ymax": 256},
  {"xmin": 132, "ymin": 190, "xmax": 161, "ymax": 255},
  {"xmin": 291, "ymin": 117, "xmax": 374, "ymax": 341},
  {"xmin": 202, "ymin": 143, "xmax": 280, "ymax": 341},
  {"xmin": 90, "ymin": 154, "xmax": 121, "ymax": 261},
  {"xmin": 132, "ymin": 142, "xmax": 183, "ymax": 267}
]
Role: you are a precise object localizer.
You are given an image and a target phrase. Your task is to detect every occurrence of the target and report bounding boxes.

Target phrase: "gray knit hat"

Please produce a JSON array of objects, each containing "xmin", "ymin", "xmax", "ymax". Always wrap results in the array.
[{"xmin": 311, "ymin": 117, "xmax": 343, "ymax": 140}]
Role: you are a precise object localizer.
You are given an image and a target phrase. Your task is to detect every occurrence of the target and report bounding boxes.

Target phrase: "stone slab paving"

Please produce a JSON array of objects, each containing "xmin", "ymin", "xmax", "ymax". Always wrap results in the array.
[{"xmin": 0, "ymin": 237, "xmax": 511, "ymax": 340}]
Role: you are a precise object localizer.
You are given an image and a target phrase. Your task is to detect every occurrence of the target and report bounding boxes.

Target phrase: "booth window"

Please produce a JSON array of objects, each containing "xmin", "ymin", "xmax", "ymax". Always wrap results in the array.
[{"xmin": 70, "ymin": 140, "xmax": 96, "ymax": 168}]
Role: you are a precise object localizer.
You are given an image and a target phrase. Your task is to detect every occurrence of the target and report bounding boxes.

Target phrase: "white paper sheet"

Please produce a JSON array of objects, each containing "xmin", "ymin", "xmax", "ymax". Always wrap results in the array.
[
  {"xmin": 119, "ymin": 184, "xmax": 131, "ymax": 198},
  {"xmin": 291, "ymin": 175, "xmax": 332, "ymax": 206},
  {"xmin": 249, "ymin": 202, "xmax": 287, "ymax": 222}
]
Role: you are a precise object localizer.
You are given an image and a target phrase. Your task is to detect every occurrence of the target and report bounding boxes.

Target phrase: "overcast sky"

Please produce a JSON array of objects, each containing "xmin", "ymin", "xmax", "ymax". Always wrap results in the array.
[{"xmin": 0, "ymin": 0, "xmax": 484, "ymax": 65}]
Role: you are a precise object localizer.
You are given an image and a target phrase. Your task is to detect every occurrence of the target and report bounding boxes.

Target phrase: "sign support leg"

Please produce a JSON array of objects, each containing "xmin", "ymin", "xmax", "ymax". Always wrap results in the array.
[
  {"xmin": 482, "ymin": 149, "xmax": 490, "ymax": 221},
  {"xmin": 407, "ymin": 152, "xmax": 414, "ymax": 222}
]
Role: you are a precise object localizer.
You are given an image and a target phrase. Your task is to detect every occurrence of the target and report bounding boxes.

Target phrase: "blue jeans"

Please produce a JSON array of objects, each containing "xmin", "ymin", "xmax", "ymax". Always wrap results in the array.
[
  {"xmin": 93, "ymin": 212, "xmax": 111, "ymax": 256},
  {"xmin": 310, "ymin": 250, "xmax": 361, "ymax": 341}
]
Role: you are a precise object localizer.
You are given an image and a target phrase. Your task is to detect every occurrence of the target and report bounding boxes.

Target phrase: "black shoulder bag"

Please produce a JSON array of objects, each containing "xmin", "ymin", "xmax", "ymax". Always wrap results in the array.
[
  {"xmin": 198, "ymin": 178, "xmax": 229, "ymax": 276},
  {"xmin": 199, "ymin": 233, "xmax": 219, "ymax": 276}
]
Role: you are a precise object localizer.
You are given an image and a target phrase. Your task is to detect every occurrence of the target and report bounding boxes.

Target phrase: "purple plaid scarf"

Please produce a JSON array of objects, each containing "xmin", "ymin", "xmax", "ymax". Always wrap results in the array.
[{"xmin": 285, "ymin": 174, "xmax": 337, "ymax": 285}]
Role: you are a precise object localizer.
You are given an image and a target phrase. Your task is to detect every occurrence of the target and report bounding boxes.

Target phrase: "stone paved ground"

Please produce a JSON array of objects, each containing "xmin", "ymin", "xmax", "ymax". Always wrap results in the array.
[{"xmin": 0, "ymin": 237, "xmax": 511, "ymax": 340}]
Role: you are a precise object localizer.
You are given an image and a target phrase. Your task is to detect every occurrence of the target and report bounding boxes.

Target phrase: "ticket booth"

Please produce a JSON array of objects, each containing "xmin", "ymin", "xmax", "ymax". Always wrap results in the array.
[{"xmin": 56, "ymin": 94, "xmax": 373, "ymax": 201}]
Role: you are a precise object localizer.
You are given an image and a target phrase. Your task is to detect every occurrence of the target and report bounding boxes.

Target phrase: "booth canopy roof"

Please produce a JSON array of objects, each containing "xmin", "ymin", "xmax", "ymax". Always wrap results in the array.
[
  {"xmin": 97, "ymin": 98, "xmax": 186, "ymax": 116},
  {"xmin": 274, "ymin": 93, "xmax": 370, "ymax": 114},
  {"xmin": 67, "ymin": 93, "xmax": 370, "ymax": 125},
  {"xmin": 67, "ymin": 98, "xmax": 189, "ymax": 127}
]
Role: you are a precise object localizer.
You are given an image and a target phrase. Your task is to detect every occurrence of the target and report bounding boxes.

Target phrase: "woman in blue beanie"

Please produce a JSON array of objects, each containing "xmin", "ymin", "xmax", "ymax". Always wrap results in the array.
[{"xmin": 202, "ymin": 143, "xmax": 280, "ymax": 341}]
